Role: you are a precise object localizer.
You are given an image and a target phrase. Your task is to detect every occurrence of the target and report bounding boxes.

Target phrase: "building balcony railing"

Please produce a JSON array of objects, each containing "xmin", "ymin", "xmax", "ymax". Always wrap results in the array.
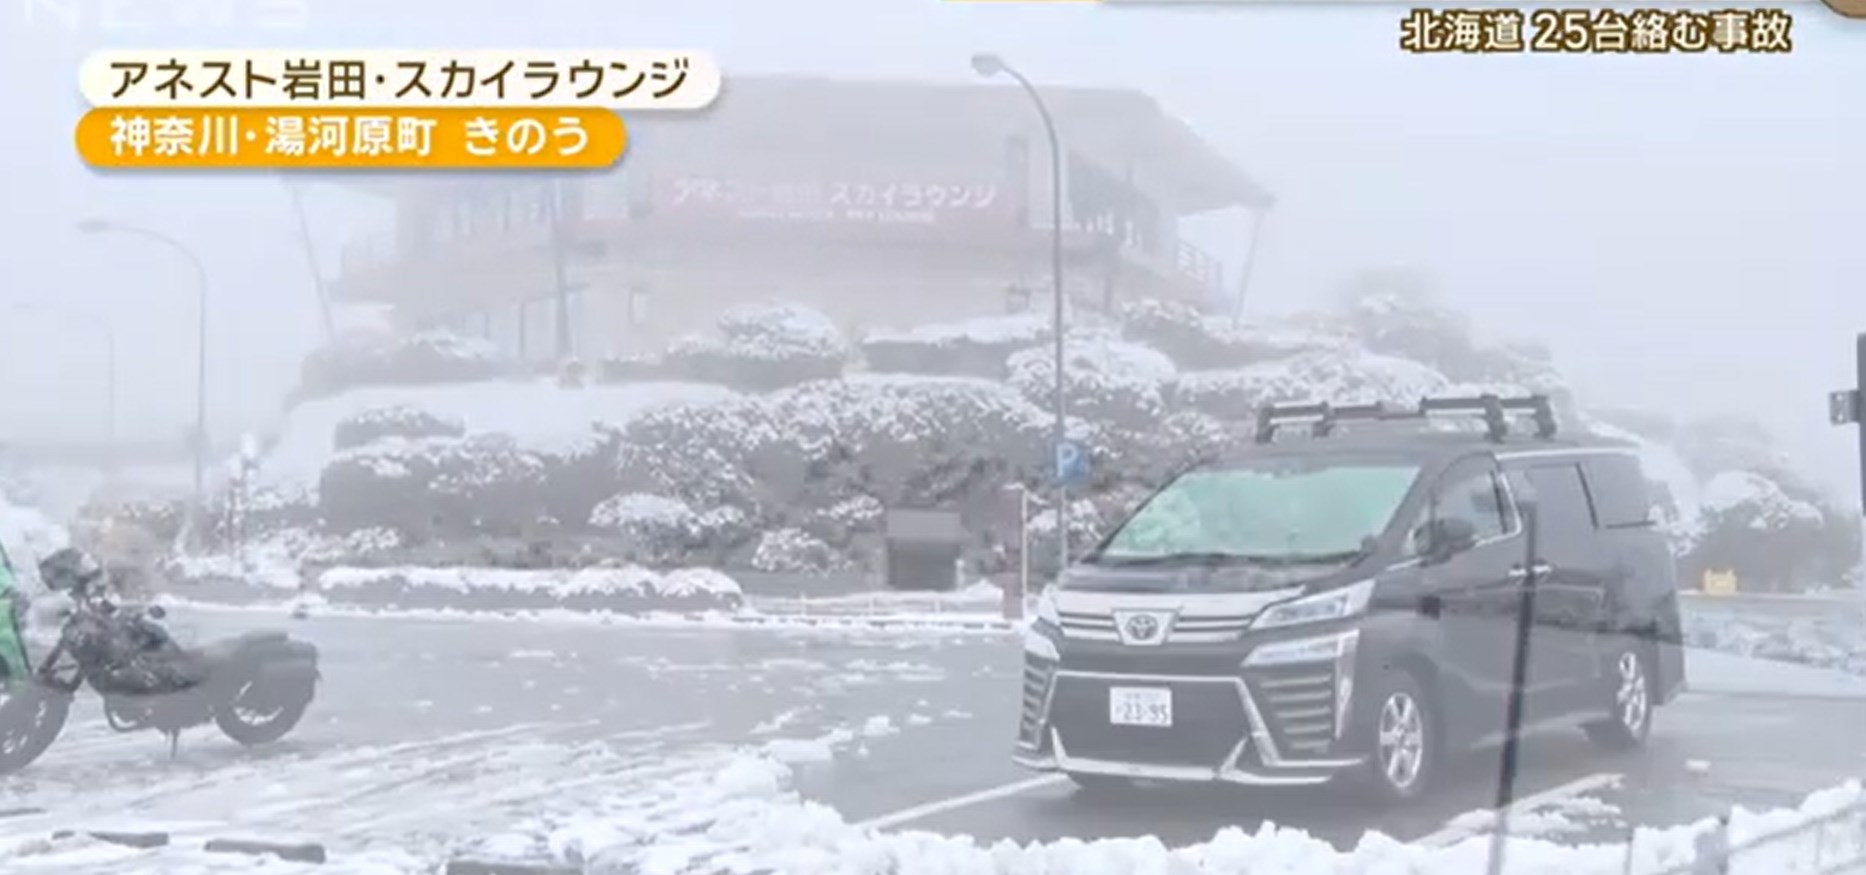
[
  {"xmin": 335, "ymin": 209, "xmax": 1229, "ymax": 301},
  {"xmin": 1174, "ymin": 239, "xmax": 1224, "ymax": 293}
]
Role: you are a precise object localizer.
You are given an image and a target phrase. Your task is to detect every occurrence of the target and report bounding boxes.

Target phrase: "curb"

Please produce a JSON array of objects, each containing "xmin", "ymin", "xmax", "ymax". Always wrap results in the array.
[
  {"xmin": 52, "ymin": 829, "xmax": 169, "ymax": 849},
  {"xmin": 205, "ymin": 837, "xmax": 328, "ymax": 863},
  {"xmin": 48, "ymin": 829, "xmax": 328, "ymax": 863},
  {"xmin": 443, "ymin": 861, "xmax": 583, "ymax": 875}
]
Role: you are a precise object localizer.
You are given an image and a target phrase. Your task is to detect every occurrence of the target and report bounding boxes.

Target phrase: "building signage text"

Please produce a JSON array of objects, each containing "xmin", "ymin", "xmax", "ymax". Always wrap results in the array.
[{"xmin": 657, "ymin": 175, "xmax": 1013, "ymax": 226}]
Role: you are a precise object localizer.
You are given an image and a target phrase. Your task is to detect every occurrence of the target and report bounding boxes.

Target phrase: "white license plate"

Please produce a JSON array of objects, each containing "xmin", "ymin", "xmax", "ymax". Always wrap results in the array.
[{"xmin": 1108, "ymin": 686, "xmax": 1173, "ymax": 727}]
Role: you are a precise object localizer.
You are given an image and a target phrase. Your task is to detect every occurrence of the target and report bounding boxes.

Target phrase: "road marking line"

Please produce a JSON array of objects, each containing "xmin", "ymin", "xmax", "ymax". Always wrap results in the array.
[
  {"xmin": 855, "ymin": 774, "xmax": 1067, "ymax": 832},
  {"xmin": 1415, "ymin": 771, "xmax": 1622, "ymax": 848}
]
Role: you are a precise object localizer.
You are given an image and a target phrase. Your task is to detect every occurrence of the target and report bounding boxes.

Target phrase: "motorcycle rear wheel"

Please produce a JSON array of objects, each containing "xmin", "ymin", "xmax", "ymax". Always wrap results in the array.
[
  {"xmin": 215, "ymin": 680, "xmax": 311, "ymax": 746},
  {"xmin": 0, "ymin": 680, "xmax": 71, "ymax": 776}
]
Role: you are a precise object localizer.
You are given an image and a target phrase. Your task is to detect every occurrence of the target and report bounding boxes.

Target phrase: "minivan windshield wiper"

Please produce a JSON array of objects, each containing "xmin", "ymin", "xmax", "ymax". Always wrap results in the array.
[
  {"xmin": 1086, "ymin": 551, "xmax": 1264, "ymax": 567},
  {"xmin": 1088, "ymin": 546, "xmax": 1369, "ymax": 568}
]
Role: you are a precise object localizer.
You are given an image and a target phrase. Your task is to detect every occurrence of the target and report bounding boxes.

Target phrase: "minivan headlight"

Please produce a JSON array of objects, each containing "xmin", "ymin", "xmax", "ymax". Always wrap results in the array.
[
  {"xmin": 1034, "ymin": 586, "xmax": 1062, "ymax": 628},
  {"xmin": 1252, "ymin": 579, "xmax": 1375, "ymax": 631}
]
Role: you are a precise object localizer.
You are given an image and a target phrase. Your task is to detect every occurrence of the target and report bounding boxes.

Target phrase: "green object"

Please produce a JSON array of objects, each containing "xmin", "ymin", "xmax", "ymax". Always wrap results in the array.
[{"xmin": 0, "ymin": 541, "xmax": 29, "ymax": 683}]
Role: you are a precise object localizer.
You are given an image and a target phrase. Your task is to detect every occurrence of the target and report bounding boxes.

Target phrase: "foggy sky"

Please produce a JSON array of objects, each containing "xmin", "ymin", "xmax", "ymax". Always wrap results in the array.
[{"xmin": 2, "ymin": 0, "xmax": 1860, "ymax": 502}]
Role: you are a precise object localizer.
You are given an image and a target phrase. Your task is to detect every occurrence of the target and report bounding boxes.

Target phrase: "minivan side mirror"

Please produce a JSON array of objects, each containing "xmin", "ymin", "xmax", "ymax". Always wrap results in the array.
[{"xmin": 1418, "ymin": 517, "xmax": 1479, "ymax": 563}]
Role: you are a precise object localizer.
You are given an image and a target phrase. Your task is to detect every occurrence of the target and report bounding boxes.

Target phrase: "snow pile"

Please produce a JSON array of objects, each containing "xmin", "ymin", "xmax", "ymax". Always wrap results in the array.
[
  {"xmin": 461, "ymin": 751, "xmax": 1866, "ymax": 875},
  {"xmin": 663, "ymin": 303, "xmax": 851, "ymax": 391},
  {"xmin": 1684, "ymin": 598, "xmax": 1866, "ymax": 675},
  {"xmin": 313, "ymin": 564, "xmax": 742, "ymax": 613}
]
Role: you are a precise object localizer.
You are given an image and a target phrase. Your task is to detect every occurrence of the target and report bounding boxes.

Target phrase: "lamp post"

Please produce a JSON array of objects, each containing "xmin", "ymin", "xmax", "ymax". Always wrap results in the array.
[
  {"xmin": 3, "ymin": 302, "xmax": 117, "ymax": 466},
  {"xmin": 974, "ymin": 52, "xmax": 1070, "ymax": 577},
  {"xmin": 76, "ymin": 218, "xmax": 209, "ymax": 509}
]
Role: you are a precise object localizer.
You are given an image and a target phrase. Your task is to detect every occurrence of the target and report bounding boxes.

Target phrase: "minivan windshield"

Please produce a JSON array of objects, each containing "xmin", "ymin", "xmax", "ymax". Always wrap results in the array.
[{"xmin": 1091, "ymin": 461, "xmax": 1421, "ymax": 565}]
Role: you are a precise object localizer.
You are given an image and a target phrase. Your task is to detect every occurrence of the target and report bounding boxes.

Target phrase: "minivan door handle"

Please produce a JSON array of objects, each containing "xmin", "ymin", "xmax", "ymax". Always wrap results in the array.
[{"xmin": 1507, "ymin": 563, "xmax": 1553, "ymax": 580}]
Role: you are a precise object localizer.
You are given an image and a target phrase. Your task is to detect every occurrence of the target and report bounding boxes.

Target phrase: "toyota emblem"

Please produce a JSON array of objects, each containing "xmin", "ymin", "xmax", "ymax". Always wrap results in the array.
[{"xmin": 1124, "ymin": 613, "xmax": 1161, "ymax": 642}]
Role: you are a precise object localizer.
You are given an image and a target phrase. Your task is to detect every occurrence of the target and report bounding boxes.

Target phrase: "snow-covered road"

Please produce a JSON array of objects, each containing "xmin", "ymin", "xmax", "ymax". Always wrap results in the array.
[{"xmin": 2, "ymin": 605, "xmax": 1864, "ymax": 873}]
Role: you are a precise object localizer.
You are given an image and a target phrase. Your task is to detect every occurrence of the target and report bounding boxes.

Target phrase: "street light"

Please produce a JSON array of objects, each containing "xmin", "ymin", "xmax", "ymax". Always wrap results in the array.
[
  {"xmin": 3, "ymin": 302, "xmax": 117, "ymax": 466},
  {"xmin": 76, "ymin": 218, "xmax": 209, "ymax": 511},
  {"xmin": 974, "ymin": 52, "xmax": 1071, "ymax": 578}
]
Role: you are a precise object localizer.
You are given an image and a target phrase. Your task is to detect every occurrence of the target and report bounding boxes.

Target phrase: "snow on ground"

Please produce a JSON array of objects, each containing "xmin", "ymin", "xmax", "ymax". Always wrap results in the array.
[
  {"xmin": 254, "ymin": 379, "xmax": 738, "ymax": 499},
  {"xmin": 455, "ymin": 757, "xmax": 1864, "ymax": 875},
  {"xmin": 315, "ymin": 565, "xmax": 741, "ymax": 598}
]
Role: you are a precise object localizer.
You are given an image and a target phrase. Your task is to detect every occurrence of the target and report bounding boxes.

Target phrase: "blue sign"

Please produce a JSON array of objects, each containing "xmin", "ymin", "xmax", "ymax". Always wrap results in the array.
[{"xmin": 1054, "ymin": 440, "xmax": 1089, "ymax": 486}]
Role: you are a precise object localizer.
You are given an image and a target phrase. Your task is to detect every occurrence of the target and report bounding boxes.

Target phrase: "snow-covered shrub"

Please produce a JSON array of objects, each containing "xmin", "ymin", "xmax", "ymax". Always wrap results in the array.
[
  {"xmin": 1680, "ymin": 470, "xmax": 1858, "ymax": 592},
  {"xmin": 860, "ymin": 314, "xmax": 1052, "ymax": 379},
  {"xmin": 588, "ymin": 493, "xmax": 754, "ymax": 567},
  {"xmin": 662, "ymin": 303, "xmax": 849, "ymax": 392},
  {"xmin": 427, "ymin": 435, "xmax": 552, "ymax": 535},
  {"xmin": 332, "ymin": 404, "xmax": 467, "ymax": 452},
  {"xmin": 296, "ymin": 330, "xmax": 508, "ymax": 400},
  {"xmin": 538, "ymin": 425, "xmax": 626, "ymax": 530},
  {"xmin": 317, "ymin": 435, "xmax": 551, "ymax": 538},
  {"xmin": 1172, "ymin": 349, "xmax": 1452, "ymax": 421},
  {"xmin": 749, "ymin": 528, "xmax": 852, "ymax": 573},
  {"xmin": 1006, "ymin": 335, "xmax": 1176, "ymax": 431},
  {"xmin": 1116, "ymin": 298, "xmax": 1348, "ymax": 371}
]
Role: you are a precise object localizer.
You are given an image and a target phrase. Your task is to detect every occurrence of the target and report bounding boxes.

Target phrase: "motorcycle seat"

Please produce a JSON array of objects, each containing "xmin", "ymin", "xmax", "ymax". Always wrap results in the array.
[{"xmin": 189, "ymin": 631, "xmax": 288, "ymax": 665}]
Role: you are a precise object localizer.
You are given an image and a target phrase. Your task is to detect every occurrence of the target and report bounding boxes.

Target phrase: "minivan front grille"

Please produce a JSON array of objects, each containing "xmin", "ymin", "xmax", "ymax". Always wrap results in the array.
[
  {"xmin": 1058, "ymin": 610, "xmax": 1256, "ymax": 643},
  {"xmin": 1247, "ymin": 665, "xmax": 1339, "ymax": 757},
  {"xmin": 1018, "ymin": 656, "xmax": 1055, "ymax": 744}
]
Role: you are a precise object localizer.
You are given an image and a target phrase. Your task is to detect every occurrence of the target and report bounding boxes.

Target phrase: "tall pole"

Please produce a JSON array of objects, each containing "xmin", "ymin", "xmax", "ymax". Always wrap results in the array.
[
  {"xmin": 1487, "ymin": 500, "xmax": 1541, "ymax": 875},
  {"xmin": 977, "ymin": 53, "xmax": 1070, "ymax": 576},
  {"xmin": 1856, "ymin": 332, "xmax": 1865, "ymax": 590},
  {"xmin": 1230, "ymin": 207, "xmax": 1271, "ymax": 325},
  {"xmin": 103, "ymin": 327, "xmax": 117, "ymax": 469},
  {"xmin": 548, "ymin": 178, "xmax": 575, "ymax": 361},
  {"xmin": 283, "ymin": 179, "xmax": 337, "ymax": 342}
]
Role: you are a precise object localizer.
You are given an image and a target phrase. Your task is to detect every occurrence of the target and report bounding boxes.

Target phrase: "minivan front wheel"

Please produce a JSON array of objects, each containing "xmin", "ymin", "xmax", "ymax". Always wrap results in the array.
[
  {"xmin": 1354, "ymin": 670, "xmax": 1436, "ymax": 805},
  {"xmin": 1584, "ymin": 645, "xmax": 1652, "ymax": 750}
]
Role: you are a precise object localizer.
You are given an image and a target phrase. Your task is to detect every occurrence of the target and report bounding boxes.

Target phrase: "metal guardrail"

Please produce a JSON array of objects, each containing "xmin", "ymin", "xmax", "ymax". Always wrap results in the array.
[{"xmin": 1638, "ymin": 794, "xmax": 1866, "ymax": 875}]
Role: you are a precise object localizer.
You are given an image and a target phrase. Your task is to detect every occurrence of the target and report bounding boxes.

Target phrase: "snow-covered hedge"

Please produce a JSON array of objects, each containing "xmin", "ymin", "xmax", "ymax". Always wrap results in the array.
[
  {"xmin": 313, "ymin": 564, "xmax": 743, "ymax": 613},
  {"xmin": 295, "ymin": 329, "xmax": 508, "ymax": 401},
  {"xmin": 662, "ymin": 303, "xmax": 850, "ymax": 392},
  {"xmin": 164, "ymin": 290, "xmax": 1856, "ymax": 590},
  {"xmin": 860, "ymin": 313, "xmax": 1053, "ymax": 379},
  {"xmin": 332, "ymin": 405, "xmax": 466, "ymax": 451}
]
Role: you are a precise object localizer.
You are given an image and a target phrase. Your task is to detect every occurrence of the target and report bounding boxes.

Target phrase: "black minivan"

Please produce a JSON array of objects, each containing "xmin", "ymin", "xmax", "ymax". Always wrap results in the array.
[{"xmin": 1012, "ymin": 395, "xmax": 1686, "ymax": 804}]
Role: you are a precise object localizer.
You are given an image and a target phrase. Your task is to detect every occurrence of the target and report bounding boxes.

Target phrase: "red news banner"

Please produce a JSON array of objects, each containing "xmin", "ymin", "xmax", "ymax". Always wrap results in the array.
[{"xmin": 1400, "ymin": 7, "xmax": 1796, "ymax": 53}]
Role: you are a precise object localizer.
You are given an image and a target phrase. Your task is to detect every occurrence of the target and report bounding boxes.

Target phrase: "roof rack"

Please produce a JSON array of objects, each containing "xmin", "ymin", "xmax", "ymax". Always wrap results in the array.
[{"xmin": 1252, "ymin": 393, "xmax": 1558, "ymax": 445}]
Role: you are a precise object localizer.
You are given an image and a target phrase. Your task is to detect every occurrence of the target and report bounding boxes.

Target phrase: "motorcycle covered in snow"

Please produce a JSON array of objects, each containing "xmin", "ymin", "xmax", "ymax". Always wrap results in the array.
[{"xmin": 0, "ymin": 548, "xmax": 321, "ymax": 775}]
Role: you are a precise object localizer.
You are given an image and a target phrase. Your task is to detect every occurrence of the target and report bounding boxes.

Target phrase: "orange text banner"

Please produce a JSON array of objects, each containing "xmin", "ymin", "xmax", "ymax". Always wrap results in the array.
[{"xmin": 75, "ymin": 107, "xmax": 627, "ymax": 170}]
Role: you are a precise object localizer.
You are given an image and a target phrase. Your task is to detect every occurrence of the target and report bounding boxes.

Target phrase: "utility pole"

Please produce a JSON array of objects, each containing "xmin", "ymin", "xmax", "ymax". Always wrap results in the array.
[
  {"xmin": 1828, "ymin": 331, "xmax": 1866, "ymax": 589},
  {"xmin": 547, "ymin": 177, "xmax": 575, "ymax": 361}
]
